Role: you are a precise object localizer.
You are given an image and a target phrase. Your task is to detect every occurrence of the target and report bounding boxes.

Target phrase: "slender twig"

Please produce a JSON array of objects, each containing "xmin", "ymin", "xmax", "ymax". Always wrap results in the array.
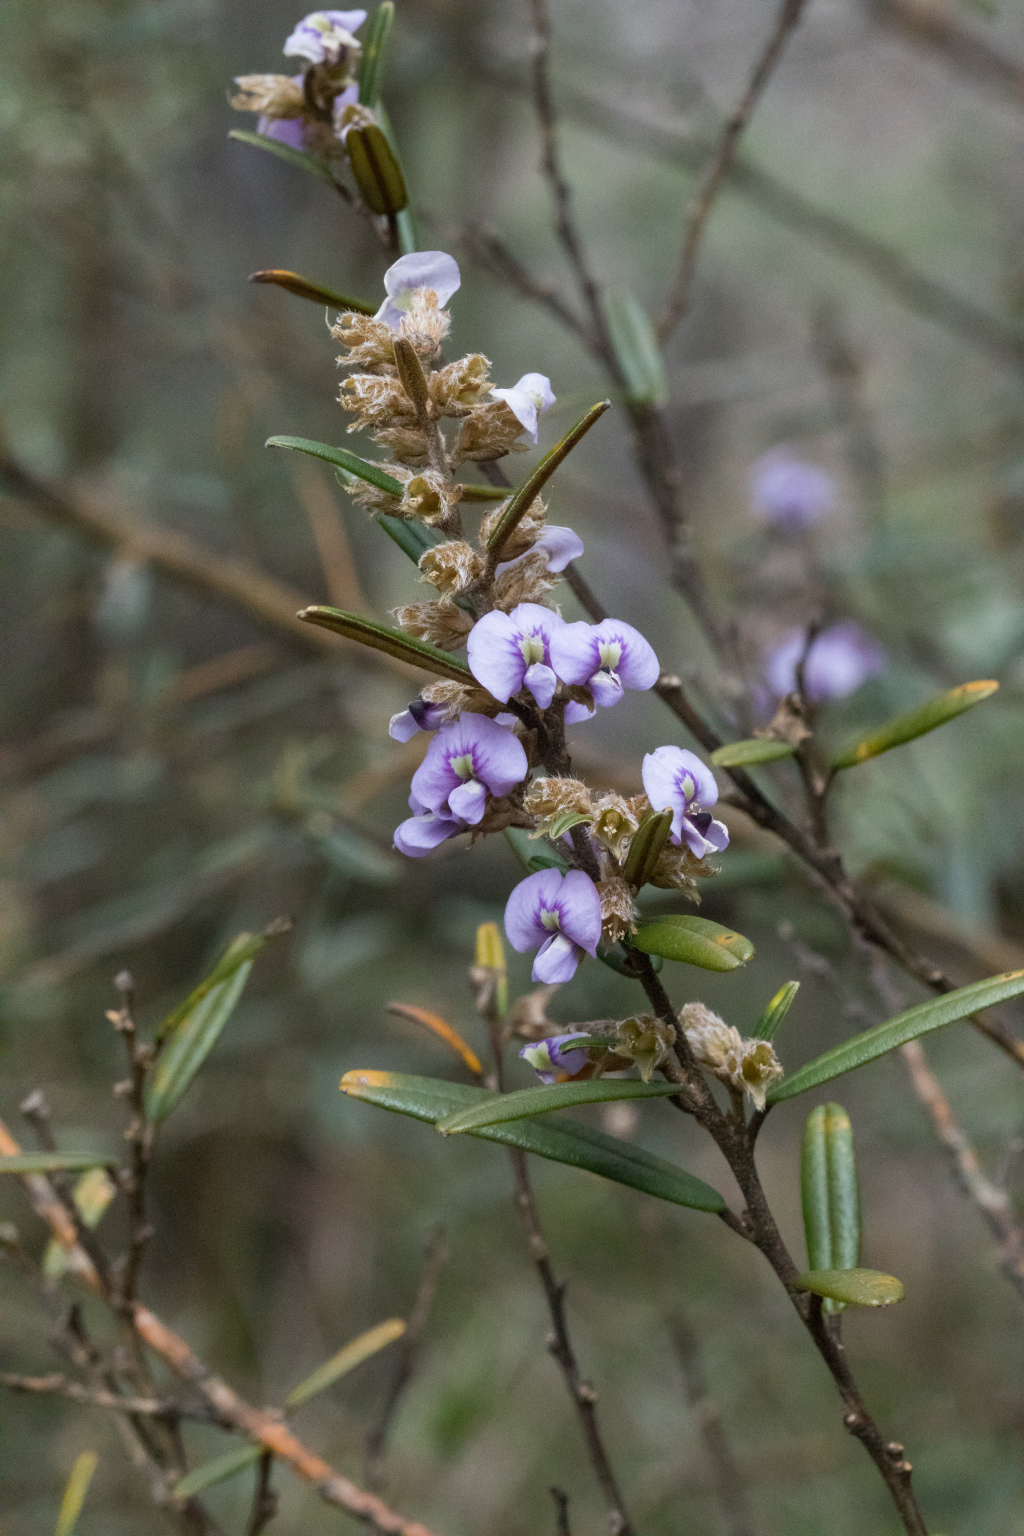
[
  {"xmin": 366, "ymin": 1226, "xmax": 449, "ymax": 1489},
  {"xmin": 111, "ymin": 970, "xmax": 156, "ymax": 1312},
  {"xmin": 657, "ymin": 0, "xmax": 812, "ymax": 343},
  {"xmin": 550, "ymin": 1485, "xmax": 573, "ymax": 1536},
  {"xmin": 868, "ymin": 0, "xmax": 1024, "ymax": 108},
  {"xmin": 0, "ymin": 1373, "xmax": 222, "ymax": 1422},
  {"xmin": 669, "ymin": 1312, "xmax": 760, "ymax": 1536},
  {"xmin": 246, "ymin": 1452, "xmax": 278, "ymax": 1536}
]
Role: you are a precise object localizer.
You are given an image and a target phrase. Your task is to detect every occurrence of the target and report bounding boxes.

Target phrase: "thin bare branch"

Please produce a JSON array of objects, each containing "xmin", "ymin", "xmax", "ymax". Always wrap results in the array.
[
  {"xmin": 367, "ymin": 1226, "xmax": 449, "ymax": 1489},
  {"xmin": 657, "ymin": 0, "xmax": 812, "ymax": 343}
]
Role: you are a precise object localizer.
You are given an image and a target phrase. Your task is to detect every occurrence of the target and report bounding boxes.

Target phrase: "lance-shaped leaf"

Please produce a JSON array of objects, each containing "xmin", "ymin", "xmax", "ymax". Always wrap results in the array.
[
  {"xmin": 436, "ymin": 1078, "xmax": 682, "ymax": 1135},
  {"xmin": 145, "ymin": 954, "xmax": 253, "ymax": 1123},
  {"xmin": 754, "ymin": 980, "xmax": 800, "ymax": 1041},
  {"xmin": 55, "ymin": 1452, "xmax": 99, "ymax": 1536},
  {"xmin": 603, "ymin": 291, "xmax": 668, "ymax": 405},
  {"xmin": 768, "ymin": 968, "xmax": 1024, "ymax": 1104},
  {"xmin": 154, "ymin": 923, "xmax": 287, "ymax": 1044},
  {"xmin": 621, "ymin": 809, "xmax": 672, "ymax": 889},
  {"xmin": 357, "ymin": 1, "xmax": 395, "ymax": 104},
  {"xmin": 631, "ymin": 915, "xmax": 755, "ymax": 972},
  {"xmin": 0, "ymin": 1152, "xmax": 112, "ymax": 1175},
  {"xmin": 832, "ymin": 680, "xmax": 999, "ymax": 771},
  {"xmin": 297, "ymin": 607, "xmax": 473, "ymax": 682},
  {"xmin": 801, "ymin": 1103, "xmax": 859, "ymax": 1313},
  {"xmin": 377, "ymin": 514, "xmax": 443, "ymax": 564},
  {"xmin": 346, "ymin": 124, "xmax": 408, "ymax": 215},
  {"xmin": 486, "ymin": 401, "xmax": 611, "ymax": 557},
  {"xmin": 174, "ymin": 1318, "xmax": 405, "ymax": 1497},
  {"xmin": 387, "ymin": 1002, "xmax": 483, "ymax": 1078},
  {"xmin": 340, "ymin": 1070, "xmax": 725, "ymax": 1212},
  {"xmin": 228, "ymin": 128, "xmax": 338, "ymax": 185},
  {"xmin": 267, "ymin": 435, "xmax": 404, "ymax": 497},
  {"xmin": 544, "ymin": 809, "xmax": 594, "ymax": 841},
  {"xmin": 795, "ymin": 1268, "xmax": 905, "ymax": 1307},
  {"xmin": 711, "ymin": 739, "xmax": 796, "ymax": 768},
  {"xmin": 249, "ymin": 269, "xmax": 374, "ymax": 314}
]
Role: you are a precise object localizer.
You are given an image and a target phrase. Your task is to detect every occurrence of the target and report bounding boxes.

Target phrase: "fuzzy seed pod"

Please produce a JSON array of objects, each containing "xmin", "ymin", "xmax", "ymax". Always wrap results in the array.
[
  {"xmin": 679, "ymin": 1003, "xmax": 783, "ymax": 1111},
  {"xmin": 391, "ymin": 598, "xmax": 473, "ymax": 651},
  {"xmin": 430, "ymin": 354, "xmax": 493, "ymax": 417},
  {"xmin": 596, "ymin": 877, "xmax": 639, "ymax": 945},
  {"xmin": 418, "ymin": 541, "xmax": 483, "ymax": 596},
  {"xmin": 524, "ymin": 777, "xmax": 594, "ymax": 826},
  {"xmin": 339, "ymin": 373, "xmax": 414, "ymax": 432},
  {"xmin": 452, "ymin": 401, "xmax": 532, "ymax": 463},
  {"xmin": 492, "ymin": 548, "xmax": 557, "ymax": 608},
  {"xmin": 373, "ymin": 424, "xmax": 430, "ymax": 466},
  {"xmin": 332, "ymin": 312, "xmax": 397, "ymax": 373},
  {"xmin": 479, "ymin": 496, "xmax": 547, "ymax": 561}
]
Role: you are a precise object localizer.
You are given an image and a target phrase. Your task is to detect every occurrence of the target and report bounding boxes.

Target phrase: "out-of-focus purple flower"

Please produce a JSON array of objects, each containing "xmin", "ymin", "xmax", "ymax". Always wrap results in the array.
[
  {"xmin": 410, "ymin": 712, "xmax": 527, "ymax": 825},
  {"xmin": 389, "ymin": 698, "xmax": 449, "ymax": 743},
  {"xmin": 495, "ymin": 525, "xmax": 584, "ymax": 579},
  {"xmin": 376, "ymin": 251, "xmax": 461, "ymax": 329},
  {"xmin": 764, "ymin": 621, "xmax": 886, "ymax": 703},
  {"xmin": 283, "ymin": 10, "xmax": 367, "ymax": 65},
  {"xmin": 393, "ymin": 793, "xmax": 465, "ymax": 858},
  {"xmin": 750, "ymin": 448, "xmax": 836, "ymax": 532},
  {"xmin": 258, "ymin": 114, "xmax": 308, "ymax": 149},
  {"xmin": 467, "ymin": 603, "xmax": 566, "ymax": 710},
  {"xmin": 520, "ymin": 1031, "xmax": 590, "ymax": 1083},
  {"xmin": 641, "ymin": 746, "xmax": 730, "ymax": 860},
  {"xmin": 549, "ymin": 618, "xmax": 659, "ymax": 710},
  {"xmin": 490, "ymin": 373, "xmax": 556, "ymax": 444},
  {"xmin": 504, "ymin": 868, "xmax": 602, "ymax": 983}
]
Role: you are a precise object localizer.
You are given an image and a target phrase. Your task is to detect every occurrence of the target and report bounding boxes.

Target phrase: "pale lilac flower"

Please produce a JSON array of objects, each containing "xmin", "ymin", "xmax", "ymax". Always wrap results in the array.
[
  {"xmin": 388, "ymin": 699, "xmax": 449, "ymax": 743},
  {"xmin": 520, "ymin": 1031, "xmax": 590, "ymax": 1083},
  {"xmin": 490, "ymin": 373, "xmax": 556, "ymax": 444},
  {"xmin": 393, "ymin": 793, "xmax": 465, "ymax": 858},
  {"xmin": 764, "ymin": 622, "xmax": 885, "ymax": 703},
  {"xmin": 283, "ymin": 10, "xmax": 367, "ymax": 65},
  {"xmin": 376, "ymin": 251, "xmax": 461, "ymax": 330},
  {"xmin": 467, "ymin": 603, "xmax": 565, "ymax": 710},
  {"xmin": 642, "ymin": 746, "xmax": 730, "ymax": 860},
  {"xmin": 549, "ymin": 618, "xmax": 659, "ymax": 710},
  {"xmin": 750, "ymin": 448, "xmax": 835, "ymax": 531},
  {"xmin": 410, "ymin": 712, "xmax": 528, "ymax": 825},
  {"xmin": 495, "ymin": 525, "xmax": 584, "ymax": 579},
  {"xmin": 504, "ymin": 868, "xmax": 602, "ymax": 983}
]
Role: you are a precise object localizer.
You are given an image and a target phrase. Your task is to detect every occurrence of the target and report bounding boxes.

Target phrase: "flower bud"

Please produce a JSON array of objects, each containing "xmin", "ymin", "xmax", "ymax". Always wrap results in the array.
[
  {"xmin": 345, "ymin": 123, "xmax": 408, "ymax": 214},
  {"xmin": 613, "ymin": 1015, "xmax": 675, "ymax": 1082},
  {"xmin": 679, "ymin": 1002, "xmax": 783, "ymax": 1111}
]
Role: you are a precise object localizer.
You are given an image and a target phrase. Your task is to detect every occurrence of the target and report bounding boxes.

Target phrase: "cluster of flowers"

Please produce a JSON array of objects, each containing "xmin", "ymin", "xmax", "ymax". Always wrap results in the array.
[{"xmin": 232, "ymin": 10, "xmax": 370, "ymax": 158}]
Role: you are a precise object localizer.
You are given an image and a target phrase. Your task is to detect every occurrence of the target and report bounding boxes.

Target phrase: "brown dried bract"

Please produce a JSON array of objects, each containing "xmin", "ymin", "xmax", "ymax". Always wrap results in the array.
[
  {"xmin": 418, "ymin": 541, "xmax": 483, "ymax": 597},
  {"xmin": 391, "ymin": 598, "xmax": 473, "ymax": 651}
]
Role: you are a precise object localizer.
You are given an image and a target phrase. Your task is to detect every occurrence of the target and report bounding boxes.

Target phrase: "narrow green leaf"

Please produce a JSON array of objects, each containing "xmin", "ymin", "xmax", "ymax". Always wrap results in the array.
[
  {"xmin": 0, "ymin": 1153, "xmax": 112, "ymax": 1175},
  {"xmin": 376, "ymin": 515, "xmax": 443, "ymax": 564},
  {"xmin": 711, "ymin": 739, "xmax": 797, "ymax": 768},
  {"xmin": 55, "ymin": 1452, "xmax": 99, "ymax": 1536},
  {"xmin": 358, "ymin": 1, "xmax": 395, "ymax": 104},
  {"xmin": 597, "ymin": 940, "xmax": 662, "ymax": 976},
  {"xmin": 267, "ymin": 436, "xmax": 404, "ymax": 497},
  {"xmin": 504, "ymin": 826, "xmax": 569, "ymax": 874},
  {"xmin": 621, "ymin": 809, "xmax": 672, "ymax": 889},
  {"xmin": 285, "ymin": 1317, "xmax": 405, "ymax": 1407},
  {"xmin": 155, "ymin": 926, "xmax": 284, "ymax": 1043},
  {"xmin": 754, "ymin": 980, "xmax": 800, "ymax": 1041},
  {"xmin": 603, "ymin": 291, "xmax": 668, "ymax": 405},
  {"xmin": 768, "ymin": 968, "xmax": 1024, "ymax": 1104},
  {"xmin": 545, "ymin": 809, "xmax": 593, "ymax": 840},
  {"xmin": 801, "ymin": 1103, "xmax": 859, "ymax": 1312},
  {"xmin": 174, "ymin": 1444, "xmax": 261, "ymax": 1500},
  {"xmin": 228, "ymin": 128, "xmax": 338, "ymax": 185},
  {"xmin": 297, "ymin": 607, "xmax": 473, "ymax": 681},
  {"xmin": 631, "ymin": 915, "xmax": 755, "ymax": 972},
  {"xmin": 43, "ymin": 1169, "xmax": 116, "ymax": 1278},
  {"xmin": 795, "ymin": 1268, "xmax": 905, "ymax": 1307},
  {"xmin": 340, "ymin": 1071, "xmax": 725, "ymax": 1212},
  {"xmin": 457, "ymin": 484, "xmax": 507, "ymax": 502},
  {"xmin": 486, "ymin": 401, "xmax": 611, "ymax": 556},
  {"xmin": 249, "ymin": 269, "xmax": 374, "ymax": 314},
  {"xmin": 437, "ymin": 1079, "xmax": 681, "ymax": 1135},
  {"xmin": 145, "ymin": 961, "xmax": 252, "ymax": 1123},
  {"xmin": 832, "ymin": 680, "xmax": 999, "ymax": 771}
]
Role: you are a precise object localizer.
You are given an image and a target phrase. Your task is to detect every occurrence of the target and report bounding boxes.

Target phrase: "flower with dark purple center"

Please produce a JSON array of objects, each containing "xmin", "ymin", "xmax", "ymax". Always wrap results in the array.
[
  {"xmin": 520, "ymin": 1031, "xmax": 591, "ymax": 1083},
  {"xmin": 410, "ymin": 712, "xmax": 528, "ymax": 826},
  {"xmin": 283, "ymin": 10, "xmax": 366, "ymax": 65},
  {"xmin": 467, "ymin": 603, "xmax": 565, "ymax": 710},
  {"xmin": 750, "ymin": 448, "xmax": 836, "ymax": 532},
  {"xmin": 388, "ymin": 698, "xmax": 450, "ymax": 743},
  {"xmin": 548, "ymin": 618, "xmax": 659, "ymax": 712},
  {"xmin": 764, "ymin": 622, "xmax": 885, "ymax": 703},
  {"xmin": 393, "ymin": 794, "xmax": 466, "ymax": 858},
  {"xmin": 641, "ymin": 746, "xmax": 730, "ymax": 860},
  {"xmin": 504, "ymin": 868, "xmax": 602, "ymax": 983}
]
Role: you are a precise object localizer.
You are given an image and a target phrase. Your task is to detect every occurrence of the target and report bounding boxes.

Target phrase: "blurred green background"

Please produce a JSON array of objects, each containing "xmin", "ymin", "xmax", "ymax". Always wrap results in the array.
[{"xmin": 4, "ymin": 0, "xmax": 1024, "ymax": 1531}]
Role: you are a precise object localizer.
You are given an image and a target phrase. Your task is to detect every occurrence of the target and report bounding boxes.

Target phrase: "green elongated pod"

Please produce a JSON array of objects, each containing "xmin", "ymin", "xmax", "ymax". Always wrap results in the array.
[
  {"xmin": 345, "ymin": 124, "xmax": 409, "ymax": 215},
  {"xmin": 621, "ymin": 809, "xmax": 672, "ymax": 889},
  {"xmin": 801, "ymin": 1102, "xmax": 860, "ymax": 1312}
]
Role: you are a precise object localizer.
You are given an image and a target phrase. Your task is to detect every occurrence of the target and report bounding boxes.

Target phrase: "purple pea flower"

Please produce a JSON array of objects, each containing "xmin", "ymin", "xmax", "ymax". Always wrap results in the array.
[
  {"xmin": 389, "ymin": 698, "xmax": 449, "ymax": 743},
  {"xmin": 520, "ymin": 1031, "xmax": 590, "ymax": 1083},
  {"xmin": 376, "ymin": 251, "xmax": 461, "ymax": 330},
  {"xmin": 641, "ymin": 746, "xmax": 730, "ymax": 860},
  {"xmin": 393, "ymin": 794, "xmax": 466, "ymax": 858},
  {"xmin": 548, "ymin": 618, "xmax": 660, "ymax": 710},
  {"xmin": 764, "ymin": 622, "xmax": 886, "ymax": 703},
  {"xmin": 495, "ymin": 525, "xmax": 584, "ymax": 579},
  {"xmin": 490, "ymin": 373, "xmax": 556, "ymax": 444},
  {"xmin": 283, "ymin": 10, "xmax": 367, "ymax": 65},
  {"xmin": 504, "ymin": 868, "xmax": 602, "ymax": 984},
  {"xmin": 256, "ymin": 77, "xmax": 357, "ymax": 148},
  {"xmin": 467, "ymin": 603, "xmax": 565, "ymax": 710},
  {"xmin": 410, "ymin": 712, "xmax": 528, "ymax": 826},
  {"xmin": 750, "ymin": 448, "xmax": 836, "ymax": 532}
]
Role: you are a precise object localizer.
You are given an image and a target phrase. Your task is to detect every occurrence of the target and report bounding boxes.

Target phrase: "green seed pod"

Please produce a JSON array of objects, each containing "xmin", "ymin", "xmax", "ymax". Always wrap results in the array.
[
  {"xmin": 345, "ymin": 123, "xmax": 408, "ymax": 215},
  {"xmin": 801, "ymin": 1102, "xmax": 860, "ymax": 1312},
  {"xmin": 621, "ymin": 809, "xmax": 673, "ymax": 890}
]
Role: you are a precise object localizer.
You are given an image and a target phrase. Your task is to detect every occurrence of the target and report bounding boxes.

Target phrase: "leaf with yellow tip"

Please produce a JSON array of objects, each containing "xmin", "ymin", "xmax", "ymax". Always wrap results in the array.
[
  {"xmin": 55, "ymin": 1453, "xmax": 99, "ymax": 1536},
  {"xmin": 832, "ymin": 680, "xmax": 999, "ymax": 771},
  {"xmin": 796, "ymin": 1268, "xmax": 905, "ymax": 1307}
]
